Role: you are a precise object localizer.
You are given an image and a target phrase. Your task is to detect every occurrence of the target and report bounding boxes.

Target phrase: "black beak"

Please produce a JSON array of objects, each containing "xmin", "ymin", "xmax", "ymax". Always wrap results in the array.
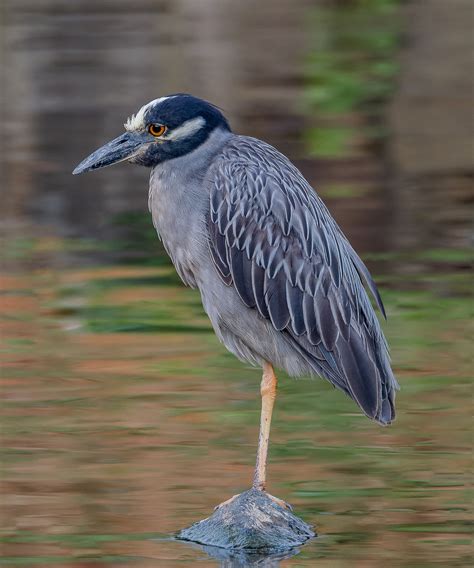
[{"xmin": 72, "ymin": 131, "xmax": 148, "ymax": 175}]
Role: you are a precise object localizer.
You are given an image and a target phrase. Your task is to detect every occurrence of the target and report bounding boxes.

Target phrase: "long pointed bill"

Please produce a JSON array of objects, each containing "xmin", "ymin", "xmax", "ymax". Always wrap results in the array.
[{"xmin": 72, "ymin": 131, "xmax": 149, "ymax": 175}]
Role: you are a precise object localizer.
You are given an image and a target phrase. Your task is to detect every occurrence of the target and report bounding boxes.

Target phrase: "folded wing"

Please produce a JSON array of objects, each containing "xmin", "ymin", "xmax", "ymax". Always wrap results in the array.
[{"xmin": 207, "ymin": 137, "xmax": 397, "ymax": 424}]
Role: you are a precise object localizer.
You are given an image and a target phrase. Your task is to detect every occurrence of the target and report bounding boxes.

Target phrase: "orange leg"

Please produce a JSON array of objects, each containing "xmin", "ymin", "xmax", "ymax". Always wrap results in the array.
[
  {"xmin": 215, "ymin": 361, "xmax": 291, "ymax": 511},
  {"xmin": 253, "ymin": 361, "xmax": 277, "ymax": 491}
]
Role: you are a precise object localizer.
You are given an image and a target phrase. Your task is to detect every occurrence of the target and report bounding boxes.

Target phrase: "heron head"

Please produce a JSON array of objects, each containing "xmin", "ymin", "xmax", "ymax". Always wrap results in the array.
[{"xmin": 73, "ymin": 94, "xmax": 231, "ymax": 174}]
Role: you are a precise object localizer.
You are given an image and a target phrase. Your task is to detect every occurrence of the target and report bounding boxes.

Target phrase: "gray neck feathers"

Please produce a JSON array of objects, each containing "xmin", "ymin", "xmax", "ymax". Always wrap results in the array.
[{"xmin": 148, "ymin": 127, "xmax": 233, "ymax": 287}]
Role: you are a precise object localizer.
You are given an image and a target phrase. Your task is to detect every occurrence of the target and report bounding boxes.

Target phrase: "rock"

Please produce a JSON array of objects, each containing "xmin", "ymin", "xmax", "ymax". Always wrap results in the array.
[{"xmin": 178, "ymin": 487, "xmax": 315, "ymax": 551}]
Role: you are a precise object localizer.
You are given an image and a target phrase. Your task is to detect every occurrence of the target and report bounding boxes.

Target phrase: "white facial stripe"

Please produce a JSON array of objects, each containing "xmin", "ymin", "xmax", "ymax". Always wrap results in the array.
[
  {"xmin": 124, "ymin": 96, "xmax": 176, "ymax": 131},
  {"xmin": 164, "ymin": 117, "xmax": 206, "ymax": 141}
]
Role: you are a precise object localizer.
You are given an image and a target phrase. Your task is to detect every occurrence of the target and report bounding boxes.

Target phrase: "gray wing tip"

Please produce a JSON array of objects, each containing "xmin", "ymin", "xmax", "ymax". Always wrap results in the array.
[{"xmin": 374, "ymin": 394, "xmax": 396, "ymax": 425}]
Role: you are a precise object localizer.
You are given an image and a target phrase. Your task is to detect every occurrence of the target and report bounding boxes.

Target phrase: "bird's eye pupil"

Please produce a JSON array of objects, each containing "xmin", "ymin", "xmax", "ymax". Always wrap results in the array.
[{"xmin": 149, "ymin": 124, "xmax": 166, "ymax": 137}]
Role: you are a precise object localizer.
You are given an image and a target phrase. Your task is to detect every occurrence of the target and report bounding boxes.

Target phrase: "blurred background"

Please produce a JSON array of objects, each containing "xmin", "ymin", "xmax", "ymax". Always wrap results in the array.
[{"xmin": 1, "ymin": 0, "xmax": 472, "ymax": 566}]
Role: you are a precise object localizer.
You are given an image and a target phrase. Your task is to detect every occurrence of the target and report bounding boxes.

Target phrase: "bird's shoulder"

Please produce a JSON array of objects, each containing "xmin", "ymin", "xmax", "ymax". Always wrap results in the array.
[
  {"xmin": 209, "ymin": 134, "xmax": 347, "ymax": 278},
  {"xmin": 210, "ymin": 135, "xmax": 329, "ymax": 240},
  {"xmin": 207, "ymin": 133, "xmax": 385, "ymax": 327},
  {"xmin": 215, "ymin": 135, "xmax": 311, "ymax": 190}
]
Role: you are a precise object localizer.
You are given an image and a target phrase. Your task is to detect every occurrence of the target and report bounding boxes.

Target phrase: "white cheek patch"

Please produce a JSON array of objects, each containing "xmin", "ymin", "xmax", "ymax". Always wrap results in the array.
[
  {"xmin": 165, "ymin": 117, "xmax": 206, "ymax": 141},
  {"xmin": 124, "ymin": 96, "xmax": 175, "ymax": 131}
]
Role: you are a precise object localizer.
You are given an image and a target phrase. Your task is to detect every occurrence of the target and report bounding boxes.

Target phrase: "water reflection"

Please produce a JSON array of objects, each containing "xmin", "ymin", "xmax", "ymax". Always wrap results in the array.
[{"xmin": 182, "ymin": 541, "xmax": 301, "ymax": 567}]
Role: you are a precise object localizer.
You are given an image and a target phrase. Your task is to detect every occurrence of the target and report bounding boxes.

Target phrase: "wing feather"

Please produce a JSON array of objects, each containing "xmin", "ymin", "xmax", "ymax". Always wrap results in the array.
[{"xmin": 206, "ymin": 136, "xmax": 397, "ymax": 424}]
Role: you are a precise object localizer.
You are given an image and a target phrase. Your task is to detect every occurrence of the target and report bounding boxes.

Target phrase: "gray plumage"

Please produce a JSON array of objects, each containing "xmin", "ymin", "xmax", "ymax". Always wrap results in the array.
[{"xmin": 149, "ymin": 129, "xmax": 398, "ymax": 425}]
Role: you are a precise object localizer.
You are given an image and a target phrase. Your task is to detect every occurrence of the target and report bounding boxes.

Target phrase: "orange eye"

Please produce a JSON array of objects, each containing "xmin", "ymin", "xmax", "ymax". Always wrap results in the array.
[{"xmin": 148, "ymin": 124, "xmax": 167, "ymax": 137}]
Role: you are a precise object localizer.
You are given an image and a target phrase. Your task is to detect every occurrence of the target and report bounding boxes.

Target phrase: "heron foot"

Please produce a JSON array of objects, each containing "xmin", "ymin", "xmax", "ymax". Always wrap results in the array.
[
  {"xmin": 214, "ymin": 493, "xmax": 240, "ymax": 511},
  {"xmin": 214, "ymin": 491, "xmax": 291, "ymax": 512},
  {"xmin": 263, "ymin": 491, "xmax": 293, "ymax": 511}
]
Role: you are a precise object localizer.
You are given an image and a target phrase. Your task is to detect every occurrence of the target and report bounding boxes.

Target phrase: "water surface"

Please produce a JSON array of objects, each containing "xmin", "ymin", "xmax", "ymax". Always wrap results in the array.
[{"xmin": 1, "ymin": 247, "xmax": 471, "ymax": 566}]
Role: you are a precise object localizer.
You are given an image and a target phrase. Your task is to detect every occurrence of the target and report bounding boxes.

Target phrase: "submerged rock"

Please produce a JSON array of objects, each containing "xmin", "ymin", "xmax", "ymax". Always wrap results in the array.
[{"xmin": 178, "ymin": 487, "xmax": 315, "ymax": 551}]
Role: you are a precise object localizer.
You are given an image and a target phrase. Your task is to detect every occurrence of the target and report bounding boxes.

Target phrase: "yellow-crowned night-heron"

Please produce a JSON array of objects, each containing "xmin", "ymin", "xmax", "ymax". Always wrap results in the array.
[{"xmin": 73, "ymin": 94, "xmax": 398, "ymax": 505}]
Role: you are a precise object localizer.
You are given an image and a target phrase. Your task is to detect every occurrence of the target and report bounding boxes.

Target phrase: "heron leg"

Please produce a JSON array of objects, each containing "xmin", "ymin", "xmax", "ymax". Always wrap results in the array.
[
  {"xmin": 253, "ymin": 361, "xmax": 277, "ymax": 491},
  {"xmin": 214, "ymin": 362, "xmax": 290, "ymax": 511}
]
